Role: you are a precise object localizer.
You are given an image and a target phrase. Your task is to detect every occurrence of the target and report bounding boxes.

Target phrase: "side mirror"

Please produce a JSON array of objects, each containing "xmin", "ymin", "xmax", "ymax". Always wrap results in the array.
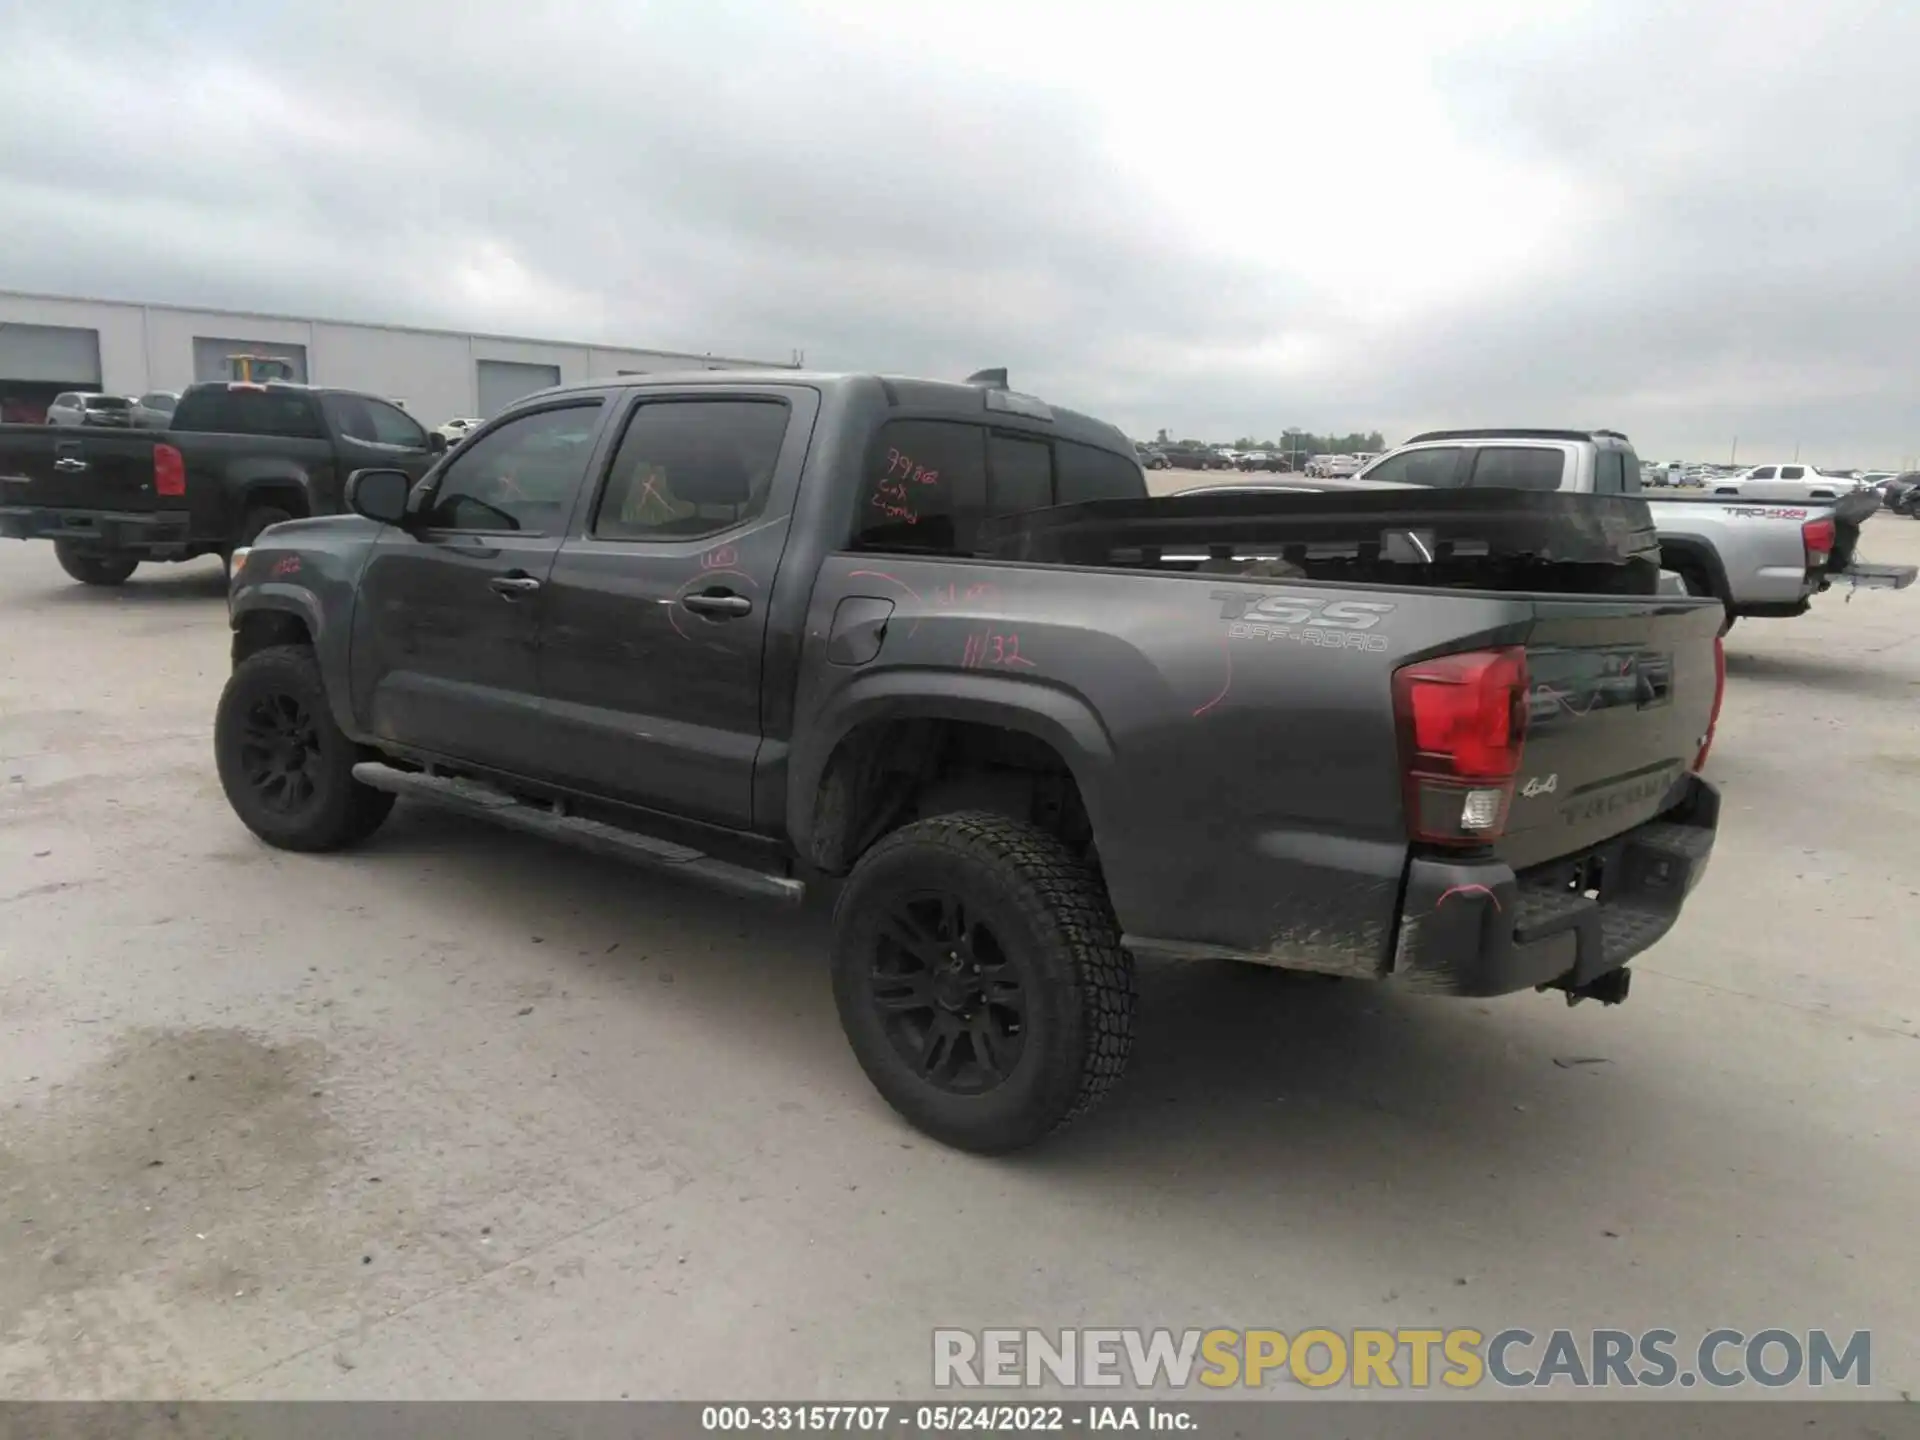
[
  {"xmin": 427, "ymin": 431, "xmax": 448, "ymax": 454},
  {"xmin": 345, "ymin": 468, "xmax": 414, "ymax": 526}
]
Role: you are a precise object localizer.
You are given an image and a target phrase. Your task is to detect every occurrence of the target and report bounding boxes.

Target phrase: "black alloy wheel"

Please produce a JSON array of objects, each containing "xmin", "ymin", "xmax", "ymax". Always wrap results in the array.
[
  {"xmin": 830, "ymin": 811, "xmax": 1135, "ymax": 1152},
  {"xmin": 213, "ymin": 644, "xmax": 396, "ymax": 851},
  {"xmin": 869, "ymin": 890, "xmax": 1027, "ymax": 1095},
  {"xmin": 236, "ymin": 689, "xmax": 324, "ymax": 817}
]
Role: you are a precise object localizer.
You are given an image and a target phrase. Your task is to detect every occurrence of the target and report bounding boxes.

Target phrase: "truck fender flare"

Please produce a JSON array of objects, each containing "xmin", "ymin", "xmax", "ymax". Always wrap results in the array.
[
  {"xmin": 228, "ymin": 589, "xmax": 355, "ymax": 737},
  {"xmin": 233, "ymin": 466, "xmax": 314, "ymax": 505},
  {"xmin": 786, "ymin": 671, "xmax": 1118, "ymax": 859},
  {"xmin": 1657, "ymin": 535, "xmax": 1731, "ymax": 602}
]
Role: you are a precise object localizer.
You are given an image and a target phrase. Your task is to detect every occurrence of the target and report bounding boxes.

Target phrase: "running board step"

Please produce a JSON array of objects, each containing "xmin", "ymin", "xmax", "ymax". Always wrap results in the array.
[{"xmin": 351, "ymin": 763, "xmax": 805, "ymax": 906}]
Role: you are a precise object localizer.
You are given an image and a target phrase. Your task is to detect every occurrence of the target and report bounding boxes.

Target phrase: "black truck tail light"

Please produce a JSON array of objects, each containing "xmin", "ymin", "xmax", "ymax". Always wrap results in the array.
[
  {"xmin": 154, "ymin": 443, "xmax": 186, "ymax": 498},
  {"xmin": 1801, "ymin": 516, "xmax": 1835, "ymax": 569},
  {"xmin": 1393, "ymin": 646, "xmax": 1529, "ymax": 845}
]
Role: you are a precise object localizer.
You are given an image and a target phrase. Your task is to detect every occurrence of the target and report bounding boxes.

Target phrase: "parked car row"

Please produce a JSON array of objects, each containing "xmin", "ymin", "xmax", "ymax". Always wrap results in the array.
[{"xmin": 1132, "ymin": 443, "xmax": 1317, "ymax": 473}]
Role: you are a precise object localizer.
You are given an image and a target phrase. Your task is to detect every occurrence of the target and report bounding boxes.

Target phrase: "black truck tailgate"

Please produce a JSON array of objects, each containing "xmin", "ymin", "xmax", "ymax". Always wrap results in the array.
[
  {"xmin": 0, "ymin": 427, "xmax": 167, "ymax": 512},
  {"xmin": 1498, "ymin": 596, "xmax": 1723, "ymax": 870}
]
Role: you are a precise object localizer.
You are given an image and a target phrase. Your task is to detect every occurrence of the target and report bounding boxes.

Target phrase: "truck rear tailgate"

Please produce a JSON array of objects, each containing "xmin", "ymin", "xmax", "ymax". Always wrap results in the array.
[
  {"xmin": 1821, "ymin": 490, "xmax": 1880, "ymax": 577},
  {"xmin": 0, "ymin": 428, "xmax": 167, "ymax": 513},
  {"xmin": 1498, "ymin": 596, "xmax": 1723, "ymax": 871}
]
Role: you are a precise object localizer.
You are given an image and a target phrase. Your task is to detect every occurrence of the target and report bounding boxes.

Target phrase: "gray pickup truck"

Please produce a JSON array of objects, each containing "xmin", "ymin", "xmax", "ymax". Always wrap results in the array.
[
  {"xmin": 1354, "ymin": 429, "xmax": 1915, "ymax": 622},
  {"xmin": 214, "ymin": 371, "xmax": 1725, "ymax": 1152}
]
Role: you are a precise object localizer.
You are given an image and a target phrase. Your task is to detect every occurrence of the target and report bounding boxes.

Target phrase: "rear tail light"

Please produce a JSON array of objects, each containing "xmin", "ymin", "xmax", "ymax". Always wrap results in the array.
[
  {"xmin": 1392, "ymin": 646, "xmax": 1529, "ymax": 846},
  {"xmin": 153, "ymin": 443, "xmax": 186, "ymax": 498},
  {"xmin": 1694, "ymin": 632, "xmax": 1726, "ymax": 771},
  {"xmin": 1801, "ymin": 516, "xmax": 1836, "ymax": 569}
]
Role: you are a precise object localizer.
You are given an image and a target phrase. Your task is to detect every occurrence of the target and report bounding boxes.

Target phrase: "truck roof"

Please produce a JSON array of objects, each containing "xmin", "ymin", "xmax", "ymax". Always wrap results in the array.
[
  {"xmin": 535, "ymin": 369, "xmax": 1135, "ymax": 453},
  {"xmin": 179, "ymin": 379, "xmax": 402, "ymax": 404},
  {"xmin": 1405, "ymin": 427, "xmax": 1633, "ymax": 445}
]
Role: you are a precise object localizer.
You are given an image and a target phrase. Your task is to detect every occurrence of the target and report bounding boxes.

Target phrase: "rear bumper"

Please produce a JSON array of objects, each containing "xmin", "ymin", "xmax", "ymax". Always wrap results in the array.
[
  {"xmin": 1389, "ymin": 775, "xmax": 1719, "ymax": 999},
  {"xmin": 0, "ymin": 505, "xmax": 196, "ymax": 557}
]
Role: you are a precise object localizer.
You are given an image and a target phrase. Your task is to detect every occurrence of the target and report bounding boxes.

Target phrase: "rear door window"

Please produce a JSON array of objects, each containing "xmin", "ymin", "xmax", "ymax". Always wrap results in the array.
[
  {"xmin": 1750, "ymin": 466, "xmax": 1777, "ymax": 480},
  {"xmin": 1360, "ymin": 446, "xmax": 1466, "ymax": 487},
  {"xmin": 591, "ymin": 398, "xmax": 790, "ymax": 541},
  {"xmin": 1469, "ymin": 446, "xmax": 1566, "ymax": 491},
  {"xmin": 1595, "ymin": 450, "xmax": 1625, "ymax": 494},
  {"xmin": 853, "ymin": 420, "xmax": 988, "ymax": 553}
]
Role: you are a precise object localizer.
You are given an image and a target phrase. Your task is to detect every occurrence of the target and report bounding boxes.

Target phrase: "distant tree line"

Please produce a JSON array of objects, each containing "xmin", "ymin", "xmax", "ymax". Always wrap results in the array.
[{"xmin": 1152, "ymin": 428, "xmax": 1385, "ymax": 454}]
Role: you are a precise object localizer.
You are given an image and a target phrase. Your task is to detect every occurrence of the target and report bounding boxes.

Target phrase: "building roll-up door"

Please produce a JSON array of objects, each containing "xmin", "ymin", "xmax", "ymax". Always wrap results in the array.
[
  {"xmin": 0, "ymin": 324, "xmax": 103, "ymax": 383},
  {"xmin": 0, "ymin": 324, "xmax": 105, "ymax": 422},
  {"xmin": 477, "ymin": 360, "xmax": 562, "ymax": 418}
]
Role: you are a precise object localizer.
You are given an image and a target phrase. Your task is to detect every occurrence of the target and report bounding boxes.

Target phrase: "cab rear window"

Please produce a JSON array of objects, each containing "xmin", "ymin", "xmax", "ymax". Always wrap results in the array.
[
  {"xmin": 1469, "ymin": 447, "xmax": 1565, "ymax": 491},
  {"xmin": 1057, "ymin": 440, "xmax": 1146, "ymax": 503},
  {"xmin": 172, "ymin": 387, "xmax": 324, "ymax": 439}
]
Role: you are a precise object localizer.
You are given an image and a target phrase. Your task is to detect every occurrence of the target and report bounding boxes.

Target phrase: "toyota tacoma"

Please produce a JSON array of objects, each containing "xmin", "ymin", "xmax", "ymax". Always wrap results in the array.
[{"xmin": 214, "ymin": 371, "xmax": 1726, "ymax": 1152}]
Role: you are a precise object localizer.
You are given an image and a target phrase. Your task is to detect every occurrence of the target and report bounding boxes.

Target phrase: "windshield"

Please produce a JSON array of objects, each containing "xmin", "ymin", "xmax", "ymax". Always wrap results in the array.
[{"xmin": 84, "ymin": 396, "xmax": 132, "ymax": 409}]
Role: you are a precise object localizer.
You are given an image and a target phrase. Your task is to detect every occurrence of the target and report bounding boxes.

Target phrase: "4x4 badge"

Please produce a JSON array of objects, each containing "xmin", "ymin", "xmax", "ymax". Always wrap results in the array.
[{"xmin": 1520, "ymin": 775, "xmax": 1559, "ymax": 798}]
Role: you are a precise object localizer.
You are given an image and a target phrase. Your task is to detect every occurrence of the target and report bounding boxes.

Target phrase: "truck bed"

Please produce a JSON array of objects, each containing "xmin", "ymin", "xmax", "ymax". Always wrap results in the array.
[{"xmin": 807, "ymin": 513, "xmax": 1721, "ymax": 978}]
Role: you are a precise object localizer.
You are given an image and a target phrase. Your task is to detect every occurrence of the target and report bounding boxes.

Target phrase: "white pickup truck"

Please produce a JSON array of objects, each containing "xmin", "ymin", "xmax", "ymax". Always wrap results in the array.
[
  {"xmin": 1707, "ymin": 464, "xmax": 1868, "ymax": 502},
  {"xmin": 1354, "ymin": 429, "xmax": 1915, "ymax": 624}
]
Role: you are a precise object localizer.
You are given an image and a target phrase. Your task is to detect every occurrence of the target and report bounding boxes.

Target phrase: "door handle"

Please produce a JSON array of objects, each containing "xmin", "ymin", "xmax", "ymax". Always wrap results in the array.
[
  {"xmin": 682, "ymin": 589, "xmax": 753, "ymax": 618},
  {"xmin": 53, "ymin": 457, "xmax": 87, "ymax": 473},
  {"xmin": 488, "ymin": 573, "xmax": 542, "ymax": 598}
]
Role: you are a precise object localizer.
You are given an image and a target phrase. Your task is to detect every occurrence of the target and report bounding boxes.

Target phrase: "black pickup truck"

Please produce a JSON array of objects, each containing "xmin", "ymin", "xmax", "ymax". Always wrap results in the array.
[
  {"xmin": 214, "ymin": 370, "xmax": 1725, "ymax": 1152},
  {"xmin": 0, "ymin": 381, "xmax": 443, "ymax": 585}
]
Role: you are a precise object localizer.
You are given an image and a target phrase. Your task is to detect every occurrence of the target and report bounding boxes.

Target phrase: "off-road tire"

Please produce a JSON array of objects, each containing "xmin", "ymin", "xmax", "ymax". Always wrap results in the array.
[
  {"xmin": 53, "ymin": 543, "xmax": 138, "ymax": 587},
  {"xmin": 831, "ymin": 811, "xmax": 1135, "ymax": 1153},
  {"xmin": 214, "ymin": 644, "xmax": 395, "ymax": 852}
]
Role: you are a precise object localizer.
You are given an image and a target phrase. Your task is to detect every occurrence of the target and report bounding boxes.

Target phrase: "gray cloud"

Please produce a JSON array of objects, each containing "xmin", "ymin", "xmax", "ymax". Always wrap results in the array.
[{"xmin": 1, "ymin": 0, "xmax": 1915, "ymax": 463}]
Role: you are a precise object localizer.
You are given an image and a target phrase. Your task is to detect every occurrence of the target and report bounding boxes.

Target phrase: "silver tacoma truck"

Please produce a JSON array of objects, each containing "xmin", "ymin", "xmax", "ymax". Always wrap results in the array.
[{"xmin": 1354, "ymin": 429, "xmax": 1915, "ymax": 623}]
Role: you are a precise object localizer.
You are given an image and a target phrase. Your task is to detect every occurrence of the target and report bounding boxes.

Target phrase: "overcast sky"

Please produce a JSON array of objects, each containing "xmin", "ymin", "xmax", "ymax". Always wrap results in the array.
[{"xmin": 2, "ymin": 0, "xmax": 1915, "ymax": 463}]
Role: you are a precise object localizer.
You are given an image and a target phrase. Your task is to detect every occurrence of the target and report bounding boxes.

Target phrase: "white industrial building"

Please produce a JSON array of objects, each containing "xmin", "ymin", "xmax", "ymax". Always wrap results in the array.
[{"xmin": 0, "ymin": 289, "xmax": 797, "ymax": 427}]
